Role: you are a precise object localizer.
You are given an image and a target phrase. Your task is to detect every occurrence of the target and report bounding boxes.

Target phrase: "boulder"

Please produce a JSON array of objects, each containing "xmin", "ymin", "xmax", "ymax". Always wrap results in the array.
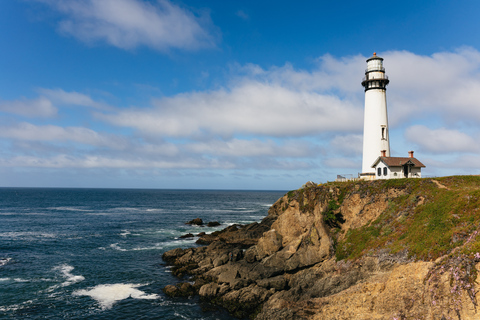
[
  {"xmin": 179, "ymin": 233, "xmax": 194, "ymax": 239},
  {"xmin": 199, "ymin": 283, "xmax": 219, "ymax": 297},
  {"xmin": 163, "ymin": 282, "xmax": 195, "ymax": 297},
  {"xmin": 186, "ymin": 218, "xmax": 203, "ymax": 225},
  {"xmin": 207, "ymin": 221, "xmax": 221, "ymax": 227},
  {"xmin": 162, "ymin": 248, "xmax": 185, "ymax": 263}
]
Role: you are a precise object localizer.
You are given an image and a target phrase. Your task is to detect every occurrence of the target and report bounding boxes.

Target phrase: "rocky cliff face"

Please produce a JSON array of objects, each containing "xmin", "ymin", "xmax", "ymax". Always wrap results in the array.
[{"xmin": 162, "ymin": 177, "xmax": 480, "ymax": 319}]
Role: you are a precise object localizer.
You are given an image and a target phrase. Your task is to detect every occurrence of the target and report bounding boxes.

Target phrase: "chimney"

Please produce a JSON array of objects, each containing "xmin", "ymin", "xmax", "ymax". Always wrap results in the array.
[
  {"xmin": 408, "ymin": 151, "xmax": 414, "ymax": 158},
  {"xmin": 381, "ymin": 150, "xmax": 386, "ymax": 157}
]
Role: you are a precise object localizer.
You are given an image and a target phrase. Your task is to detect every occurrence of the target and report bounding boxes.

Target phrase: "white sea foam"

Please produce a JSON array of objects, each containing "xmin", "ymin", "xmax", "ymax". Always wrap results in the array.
[
  {"xmin": 48, "ymin": 206, "xmax": 92, "ymax": 212},
  {"xmin": 0, "ymin": 277, "xmax": 10, "ymax": 281},
  {"xmin": 107, "ymin": 242, "xmax": 165, "ymax": 251},
  {"xmin": 0, "ymin": 299, "xmax": 35, "ymax": 312},
  {"xmin": 73, "ymin": 283, "xmax": 159, "ymax": 309},
  {"xmin": 119, "ymin": 230, "xmax": 131, "ymax": 237},
  {"xmin": 0, "ymin": 257, "xmax": 12, "ymax": 266},
  {"xmin": 54, "ymin": 264, "xmax": 85, "ymax": 287},
  {"xmin": 0, "ymin": 232, "xmax": 56, "ymax": 239},
  {"xmin": 110, "ymin": 243, "xmax": 128, "ymax": 251}
]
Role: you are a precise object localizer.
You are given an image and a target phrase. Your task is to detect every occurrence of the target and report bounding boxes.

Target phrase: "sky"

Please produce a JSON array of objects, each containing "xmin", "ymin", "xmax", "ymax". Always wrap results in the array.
[{"xmin": 1, "ymin": 0, "xmax": 480, "ymax": 190}]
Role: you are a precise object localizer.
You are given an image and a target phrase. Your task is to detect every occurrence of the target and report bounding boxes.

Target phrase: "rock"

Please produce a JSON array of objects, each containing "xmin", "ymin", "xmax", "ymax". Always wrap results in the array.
[
  {"xmin": 207, "ymin": 221, "xmax": 221, "ymax": 227},
  {"xmin": 162, "ymin": 248, "xmax": 185, "ymax": 263},
  {"xmin": 164, "ymin": 179, "xmax": 480, "ymax": 320},
  {"xmin": 244, "ymin": 246, "xmax": 258, "ymax": 263},
  {"xmin": 163, "ymin": 282, "xmax": 195, "ymax": 297},
  {"xmin": 213, "ymin": 254, "xmax": 229, "ymax": 267},
  {"xmin": 196, "ymin": 233, "xmax": 218, "ymax": 245},
  {"xmin": 197, "ymin": 232, "xmax": 206, "ymax": 237},
  {"xmin": 302, "ymin": 181, "xmax": 316, "ymax": 188},
  {"xmin": 256, "ymin": 229, "xmax": 283, "ymax": 260},
  {"xmin": 256, "ymin": 275, "xmax": 286, "ymax": 291},
  {"xmin": 179, "ymin": 233, "xmax": 194, "ymax": 238},
  {"xmin": 199, "ymin": 283, "xmax": 219, "ymax": 297},
  {"xmin": 186, "ymin": 218, "xmax": 203, "ymax": 225}
]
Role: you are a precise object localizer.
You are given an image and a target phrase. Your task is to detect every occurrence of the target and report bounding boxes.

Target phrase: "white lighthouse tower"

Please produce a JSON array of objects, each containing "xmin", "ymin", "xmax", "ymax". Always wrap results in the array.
[{"xmin": 360, "ymin": 53, "xmax": 390, "ymax": 179}]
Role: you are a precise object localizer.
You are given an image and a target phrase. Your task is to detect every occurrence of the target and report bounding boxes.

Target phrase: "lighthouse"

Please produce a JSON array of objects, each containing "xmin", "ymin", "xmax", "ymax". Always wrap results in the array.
[{"xmin": 360, "ymin": 53, "xmax": 390, "ymax": 179}]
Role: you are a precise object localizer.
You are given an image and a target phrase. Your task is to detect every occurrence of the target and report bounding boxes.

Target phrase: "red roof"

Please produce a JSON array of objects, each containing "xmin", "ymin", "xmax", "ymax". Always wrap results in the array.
[{"xmin": 371, "ymin": 156, "xmax": 426, "ymax": 168}]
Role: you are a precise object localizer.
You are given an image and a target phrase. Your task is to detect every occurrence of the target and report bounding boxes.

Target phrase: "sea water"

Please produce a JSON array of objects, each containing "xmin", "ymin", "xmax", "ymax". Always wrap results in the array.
[{"xmin": 0, "ymin": 188, "xmax": 285, "ymax": 319}]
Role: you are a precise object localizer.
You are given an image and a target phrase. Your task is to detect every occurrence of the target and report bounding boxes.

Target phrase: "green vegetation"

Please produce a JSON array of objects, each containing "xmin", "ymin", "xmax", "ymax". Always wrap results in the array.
[{"xmin": 331, "ymin": 176, "xmax": 480, "ymax": 262}]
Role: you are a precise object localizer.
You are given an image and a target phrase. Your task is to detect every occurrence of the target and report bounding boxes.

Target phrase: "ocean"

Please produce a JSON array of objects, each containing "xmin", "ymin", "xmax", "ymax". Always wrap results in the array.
[{"xmin": 0, "ymin": 188, "xmax": 286, "ymax": 319}]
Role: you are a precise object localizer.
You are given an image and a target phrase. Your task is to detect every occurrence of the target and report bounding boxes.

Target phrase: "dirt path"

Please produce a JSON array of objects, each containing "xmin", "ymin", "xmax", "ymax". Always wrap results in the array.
[{"xmin": 432, "ymin": 180, "xmax": 449, "ymax": 190}]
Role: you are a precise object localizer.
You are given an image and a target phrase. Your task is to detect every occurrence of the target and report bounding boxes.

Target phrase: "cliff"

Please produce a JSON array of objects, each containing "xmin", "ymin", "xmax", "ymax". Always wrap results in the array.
[{"xmin": 162, "ymin": 176, "xmax": 480, "ymax": 320}]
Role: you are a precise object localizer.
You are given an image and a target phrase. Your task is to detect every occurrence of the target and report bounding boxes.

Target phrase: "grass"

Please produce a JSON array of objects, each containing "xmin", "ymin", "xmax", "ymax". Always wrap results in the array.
[{"xmin": 290, "ymin": 176, "xmax": 480, "ymax": 262}]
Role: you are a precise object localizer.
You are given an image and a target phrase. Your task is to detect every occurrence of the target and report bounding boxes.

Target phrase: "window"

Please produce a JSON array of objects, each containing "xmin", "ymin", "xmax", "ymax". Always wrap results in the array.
[
  {"xmin": 377, "ymin": 167, "xmax": 381, "ymax": 176},
  {"xmin": 383, "ymin": 167, "xmax": 387, "ymax": 176},
  {"xmin": 381, "ymin": 126, "xmax": 387, "ymax": 140}
]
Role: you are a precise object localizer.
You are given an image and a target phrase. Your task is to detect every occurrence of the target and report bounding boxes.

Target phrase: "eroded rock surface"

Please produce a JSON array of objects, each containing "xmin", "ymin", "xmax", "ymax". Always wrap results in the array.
[{"xmin": 163, "ymin": 180, "xmax": 480, "ymax": 319}]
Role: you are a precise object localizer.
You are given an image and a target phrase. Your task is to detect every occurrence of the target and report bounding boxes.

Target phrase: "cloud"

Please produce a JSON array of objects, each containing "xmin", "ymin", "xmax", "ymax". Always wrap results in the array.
[
  {"xmin": 37, "ymin": 0, "xmax": 217, "ymax": 51},
  {"xmin": 383, "ymin": 47, "xmax": 480, "ymax": 125},
  {"xmin": 0, "ymin": 97, "xmax": 57, "ymax": 118},
  {"xmin": 329, "ymin": 134, "xmax": 363, "ymax": 156},
  {"xmin": 324, "ymin": 157, "xmax": 359, "ymax": 169},
  {"xmin": 185, "ymin": 139, "xmax": 315, "ymax": 158},
  {"xmin": 38, "ymin": 88, "xmax": 112, "ymax": 110},
  {"xmin": 405, "ymin": 125, "xmax": 479, "ymax": 153},
  {"xmin": 0, "ymin": 122, "xmax": 126, "ymax": 148},
  {"xmin": 5, "ymin": 49, "xmax": 480, "ymax": 184},
  {"xmin": 98, "ymin": 81, "xmax": 363, "ymax": 138}
]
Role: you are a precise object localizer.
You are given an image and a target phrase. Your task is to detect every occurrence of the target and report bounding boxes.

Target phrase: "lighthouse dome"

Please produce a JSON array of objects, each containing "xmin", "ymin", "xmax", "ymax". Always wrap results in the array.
[{"xmin": 366, "ymin": 53, "xmax": 384, "ymax": 72}]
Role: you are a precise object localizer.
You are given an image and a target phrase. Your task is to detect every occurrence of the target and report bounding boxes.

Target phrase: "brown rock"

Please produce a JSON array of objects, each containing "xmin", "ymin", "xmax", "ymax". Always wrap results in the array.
[{"xmin": 186, "ymin": 218, "xmax": 203, "ymax": 225}]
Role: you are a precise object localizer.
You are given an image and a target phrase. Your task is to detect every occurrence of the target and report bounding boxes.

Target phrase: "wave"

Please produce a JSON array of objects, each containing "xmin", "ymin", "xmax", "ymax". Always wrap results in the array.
[
  {"xmin": 0, "ymin": 299, "xmax": 36, "ymax": 313},
  {"xmin": 47, "ymin": 206, "xmax": 93, "ymax": 212},
  {"xmin": 73, "ymin": 283, "xmax": 159, "ymax": 310},
  {"xmin": 120, "ymin": 230, "xmax": 131, "ymax": 237},
  {"xmin": 54, "ymin": 264, "xmax": 85, "ymax": 287},
  {"xmin": 0, "ymin": 257, "xmax": 12, "ymax": 266},
  {"xmin": 0, "ymin": 232, "xmax": 57, "ymax": 239}
]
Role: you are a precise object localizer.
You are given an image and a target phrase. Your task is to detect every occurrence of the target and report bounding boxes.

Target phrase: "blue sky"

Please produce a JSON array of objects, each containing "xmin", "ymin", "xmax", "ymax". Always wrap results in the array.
[{"xmin": 1, "ymin": 0, "xmax": 480, "ymax": 190}]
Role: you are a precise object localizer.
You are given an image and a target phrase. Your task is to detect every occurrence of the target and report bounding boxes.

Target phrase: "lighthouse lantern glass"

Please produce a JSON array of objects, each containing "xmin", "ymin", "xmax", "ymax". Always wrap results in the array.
[{"xmin": 367, "ymin": 59, "xmax": 383, "ymax": 72}]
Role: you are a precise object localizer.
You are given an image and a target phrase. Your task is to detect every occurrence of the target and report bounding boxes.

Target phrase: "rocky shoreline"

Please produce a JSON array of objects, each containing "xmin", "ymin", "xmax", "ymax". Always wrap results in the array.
[{"xmin": 162, "ymin": 178, "xmax": 480, "ymax": 319}]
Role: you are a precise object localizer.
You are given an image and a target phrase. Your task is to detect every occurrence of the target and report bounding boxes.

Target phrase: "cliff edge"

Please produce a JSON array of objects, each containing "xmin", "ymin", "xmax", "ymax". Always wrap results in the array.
[{"xmin": 162, "ymin": 176, "xmax": 480, "ymax": 319}]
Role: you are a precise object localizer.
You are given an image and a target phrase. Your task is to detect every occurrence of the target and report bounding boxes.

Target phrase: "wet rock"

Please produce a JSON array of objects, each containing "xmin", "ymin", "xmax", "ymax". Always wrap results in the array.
[
  {"xmin": 179, "ymin": 233, "xmax": 194, "ymax": 239},
  {"xmin": 186, "ymin": 218, "xmax": 203, "ymax": 225},
  {"xmin": 207, "ymin": 221, "xmax": 221, "ymax": 227},
  {"xmin": 163, "ymin": 282, "xmax": 195, "ymax": 297},
  {"xmin": 162, "ymin": 248, "xmax": 185, "ymax": 263}
]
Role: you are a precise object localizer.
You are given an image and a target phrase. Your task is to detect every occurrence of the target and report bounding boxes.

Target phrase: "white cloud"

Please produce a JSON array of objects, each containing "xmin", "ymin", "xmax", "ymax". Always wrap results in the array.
[
  {"xmin": 38, "ymin": 88, "xmax": 111, "ymax": 110},
  {"xmin": 98, "ymin": 81, "xmax": 363, "ymax": 137},
  {"xmin": 405, "ymin": 125, "xmax": 479, "ymax": 153},
  {"xmin": 0, "ymin": 122, "xmax": 126, "ymax": 148},
  {"xmin": 185, "ymin": 139, "xmax": 314, "ymax": 158},
  {"xmin": 38, "ymin": 0, "xmax": 217, "ymax": 51},
  {"xmin": 0, "ymin": 97, "xmax": 57, "ymax": 117},
  {"xmin": 324, "ymin": 157, "xmax": 359, "ymax": 169},
  {"xmin": 383, "ymin": 47, "xmax": 480, "ymax": 125},
  {"xmin": 5, "ymin": 49, "xmax": 480, "ymax": 182},
  {"xmin": 329, "ymin": 134, "xmax": 363, "ymax": 156}
]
